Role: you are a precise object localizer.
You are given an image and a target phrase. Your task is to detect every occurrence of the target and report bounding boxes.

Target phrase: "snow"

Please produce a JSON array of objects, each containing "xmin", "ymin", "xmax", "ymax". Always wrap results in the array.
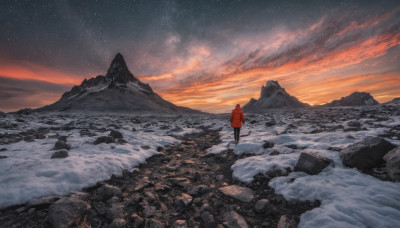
[
  {"xmin": 216, "ymin": 105, "xmax": 400, "ymax": 228},
  {"xmin": 0, "ymin": 113, "xmax": 198, "ymax": 209}
]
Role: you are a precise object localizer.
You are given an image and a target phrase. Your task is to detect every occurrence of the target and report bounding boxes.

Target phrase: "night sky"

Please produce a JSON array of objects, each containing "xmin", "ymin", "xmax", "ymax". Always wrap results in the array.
[{"xmin": 1, "ymin": 0, "xmax": 399, "ymax": 113}]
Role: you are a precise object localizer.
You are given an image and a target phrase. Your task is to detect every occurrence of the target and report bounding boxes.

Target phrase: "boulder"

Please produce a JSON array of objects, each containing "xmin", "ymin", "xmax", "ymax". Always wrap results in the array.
[
  {"xmin": 51, "ymin": 150, "xmax": 69, "ymax": 159},
  {"xmin": 383, "ymin": 147, "xmax": 400, "ymax": 181},
  {"xmin": 53, "ymin": 140, "xmax": 70, "ymax": 150},
  {"xmin": 201, "ymin": 211, "xmax": 216, "ymax": 228},
  {"xmin": 277, "ymin": 215, "xmax": 296, "ymax": 228},
  {"xmin": 145, "ymin": 218, "xmax": 164, "ymax": 228},
  {"xmin": 97, "ymin": 184, "xmax": 122, "ymax": 200},
  {"xmin": 94, "ymin": 136, "xmax": 115, "ymax": 145},
  {"xmin": 106, "ymin": 203, "xmax": 125, "ymax": 220},
  {"xmin": 109, "ymin": 130, "xmax": 123, "ymax": 139},
  {"xmin": 174, "ymin": 193, "xmax": 193, "ymax": 210},
  {"xmin": 172, "ymin": 220, "xmax": 188, "ymax": 228},
  {"xmin": 340, "ymin": 137, "xmax": 396, "ymax": 169},
  {"xmin": 294, "ymin": 152, "xmax": 332, "ymax": 175},
  {"xmin": 263, "ymin": 141, "xmax": 274, "ymax": 149},
  {"xmin": 223, "ymin": 211, "xmax": 248, "ymax": 228},
  {"xmin": 219, "ymin": 185, "xmax": 254, "ymax": 203},
  {"xmin": 48, "ymin": 197, "xmax": 91, "ymax": 228}
]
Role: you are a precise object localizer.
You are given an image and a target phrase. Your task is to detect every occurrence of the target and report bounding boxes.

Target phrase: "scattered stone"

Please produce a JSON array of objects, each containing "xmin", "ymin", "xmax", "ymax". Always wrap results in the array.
[
  {"xmin": 93, "ymin": 201, "xmax": 106, "ymax": 215},
  {"xmin": 109, "ymin": 130, "xmax": 123, "ymax": 139},
  {"xmin": 254, "ymin": 199, "xmax": 270, "ymax": 213},
  {"xmin": 23, "ymin": 135, "xmax": 35, "ymax": 142},
  {"xmin": 340, "ymin": 136, "xmax": 396, "ymax": 169},
  {"xmin": 0, "ymin": 155, "xmax": 7, "ymax": 159},
  {"xmin": 172, "ymin": 220, "xmax": 188, "ymax": 228},
  {"xmin": 0, "ymin": 148, "xmax": 7, "ymax": 152},
  {"xmin": 223, "ymin": 211, "xmax": 248, "ymax": 228},
  {"xmin": 145, "ymin": 218, "xmax": 165, "ymax": 228},
  {"xmin": 109, "ymin": 218, "xmax": 127, "ymax": 228},
  {"xmin": 143, "ymin": 205, "xmax": 156, "ymax": 218},
  {"xmin": 263, "ymin": 141, "xmax": 274, "ymax": 149},
  {"xmin": 383, "ymin": 147, "xmax": 400, "ymax": 181},
  {"xmin": 277, "ymin": 215, "xmax": 296, "ymax": 228},
  {"xmin": 94, "ymin": 136, "xmax": 115, "ymax": 145},
  {"xmin": 141, "ymin": 145, "xmax": 151, "ymax": 150},
  {"xmin": 51, "ymin": 150, "xmax": 69, "ymax": 159},
  {"xmin": 201, "ymin": 211, "xmax": 216, "ymax": 228},
  {"xmin": 174, "ymin": 193, "xmax": 193, "ymax": 210},
  {"xmin": 53, "ymin": 140, "xmax": 71, "ymax": 150},
  {"xmin": 27, "ymin": 208, "xmax": 36, "ymax": 215},
  {"xmin": 97, "ymin": 184, "xmax": 122, "ymax": 200},
  {"xmin": 106, "ymin": 203, "xmax": 125, "ymax": 220},
  {"xmin": 131, "ymin": 213, "xmax": 145, "ymax": 228},
  {"xmin": 48, "ymin": 197, "xmax": 91, "ymax": 228},
  {"xmin": 219, "ymin": 185, "xmax": 254, "ymax": 203},
  {"xmin": 294, "ymin": 151, "xmax": 332, "ymax": 175},
  {"xmin": 265, "ymin": 119, "xmax": 276, "ymax": 127}
]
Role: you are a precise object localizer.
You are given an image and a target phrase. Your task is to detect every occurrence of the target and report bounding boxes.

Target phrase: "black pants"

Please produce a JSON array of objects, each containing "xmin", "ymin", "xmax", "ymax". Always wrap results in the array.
[{"xmin": 234, "ymin": 127, "xmax": 241, "ymax": 142}]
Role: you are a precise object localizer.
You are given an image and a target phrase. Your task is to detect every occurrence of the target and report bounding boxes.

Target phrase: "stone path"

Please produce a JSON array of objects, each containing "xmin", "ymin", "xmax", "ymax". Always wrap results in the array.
[{"xmin": 0, "ymin": 127, "xmax": 319, "ymax": 228}]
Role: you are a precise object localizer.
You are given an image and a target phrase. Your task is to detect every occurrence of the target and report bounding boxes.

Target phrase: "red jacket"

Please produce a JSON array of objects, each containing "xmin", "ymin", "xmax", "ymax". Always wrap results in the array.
[{"xmin": 230, "ymin": 106, "xmax": 245, "ymax": 128}]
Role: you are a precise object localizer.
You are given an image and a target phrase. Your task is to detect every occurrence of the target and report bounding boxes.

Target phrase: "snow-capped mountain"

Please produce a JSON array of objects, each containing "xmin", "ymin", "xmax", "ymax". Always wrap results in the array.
[
  {"xmin": 38, "ymin": 53, "xmax": 201, "ymax": 113},
  {"xmin": 242, "ymin": 80, "xmax": 310, "ymax": 112},
  {"xmin": 322, "ymin": 92, "xmax": 379, "ymax": 107}
]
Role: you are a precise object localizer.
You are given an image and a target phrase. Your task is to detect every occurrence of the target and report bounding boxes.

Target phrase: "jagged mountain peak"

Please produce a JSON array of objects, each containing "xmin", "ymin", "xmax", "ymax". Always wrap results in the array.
[
  {"xmin": 106, "ymin": 53, "xmax": 135, "ymax": 85},
  {"xmin": 323, "ymin": 91, "xmax": 379, "ymax": 107},
  {"xmin": 243, "ymin": 80, "xmax": 309, "ymax": 112}
]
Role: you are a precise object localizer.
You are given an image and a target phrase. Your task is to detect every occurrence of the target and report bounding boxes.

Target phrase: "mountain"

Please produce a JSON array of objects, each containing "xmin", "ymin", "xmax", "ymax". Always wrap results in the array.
[
  {"xmin": 38, "ymin": 53, "xmax": 201, "ymax": 113},
  {"xmin": 322, "ymin": 92, "xmax": 378, "ymax": 107},
  {"xmin": 242, "ymin": 80, "xmax": 310, "ymax": 112}
]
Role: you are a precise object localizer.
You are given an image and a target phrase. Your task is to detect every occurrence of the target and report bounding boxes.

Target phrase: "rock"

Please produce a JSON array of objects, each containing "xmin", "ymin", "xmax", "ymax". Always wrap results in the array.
[
  {"xmin": 109, "ymin": 130, "xmax": 123, "ymax": 139},
  {"xmin": 131, "ymin": 213, "xmax": 145, "ymax": 228},
  {"xmin": 53, "ymin": 140, "xmax": 70, "ymax": 150},
  {"xmin": 107, "ymin": 203, "xmax": 125, "ymax": 220},
  {"xmin": 340, "ymin": 137, "xmax": 396, "ymax": 169},
  {"xmin": 51, "ymin": 150, "xmax": 69, "ymax": 159},
  {"xmin": 383, "ymin": 147, "xmax": 400, "ymax": 181},
  {"xmin": 27, "ymin": 208, "xmax": 36, "ymax": 215},
  {"xmin": 93, "ymin": 201, "xmax": 107, "ymax": 215},
  {"xmin": 141, "ymin": 145, "xmax": 151, "ymax": 150},
  {"xmin": 294, "ymin": 151, "xmax": 332, "ymax": 175},
  {"xmin": 97, "ymin": 184, "xmax": 123, "ymax": 200},
  {"xmin": 219, "ymin": 185, "xmax": 254, "ymax": 203},
  {"xmin": 263, "ymin": 141, "xmax": 274, "ymax": 149},
  {"xmin": 28, "ymin": 195, "xmax": 61, "ymax": 208},
  {"xmin": 254, "ymin": 199, "xmax": 270, "ymax": 213},
  {"xmin": 277, "ymin": 215, "xmax": 296, "ymax": 228},
  {"xmin": 223, "ymin": 211, "xmax": 248, "ymax": 228},
  {"xmin": 109, "ymin": 218, "xmax": 127, "ymax": 228},
  {"xmin": 174, "ymin": 193, "xmax": 193, "ymax": 210},
  {"xmin": 0, "ymin": 155, "xmax": 7, "ymax": 159},
  {"xmin": 201, "ymin": 211, "xmax": 216, "ymax": 228},
  {"xmin": 23, "ymin": 135, "xmax": 35, "ymax": 142},
  {"xmin": 145, "ymin": 218, "xmax": 165, "ymax": 228},
  {"xmin": 173, "ymin": 220, "xmax": 188, "ymax": 228},
  {"xmin": 265, "ymin": 119, "xmax": 277, "ymax": 127},
  {"xmin": 94, "ymin": 136, "xmax": 116, "ymax": 145},
  {"xmin": 200, "ymin": 203, "xmax": 212, "ymax": 212},
  {"xmin": 143, "ymin": 205, "xmax": 156, "ymax": 218},
  {"xmin": 48, "ymin": 197, "xmax": 91, "ymax": 228}
]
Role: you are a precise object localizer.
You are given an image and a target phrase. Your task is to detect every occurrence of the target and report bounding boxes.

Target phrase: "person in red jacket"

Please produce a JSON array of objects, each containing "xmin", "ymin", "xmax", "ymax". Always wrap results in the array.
[{"xmin": 230, "ymin": 104, "xmax": 245, "ymax": 144}]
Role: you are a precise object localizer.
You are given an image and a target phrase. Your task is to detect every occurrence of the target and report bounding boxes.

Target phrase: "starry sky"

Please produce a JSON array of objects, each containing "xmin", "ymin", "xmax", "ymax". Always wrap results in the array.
[{"xmin": 1, "ymin": 0, "xmax": 400, "ymax": 113}]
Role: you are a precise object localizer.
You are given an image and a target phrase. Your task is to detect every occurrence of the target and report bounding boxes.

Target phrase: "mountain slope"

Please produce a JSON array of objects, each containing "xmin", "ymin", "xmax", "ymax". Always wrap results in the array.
[
  {"xmin": 242, "ymin": 80, "xmax": 309, "ymax": 112},
  {"xmin": 322, "ymin": 92, "xmax": 378, "ymax": 107},
  {"xmin": 38, "ymin": 53, "xmax": 201, "ymax": 113}
]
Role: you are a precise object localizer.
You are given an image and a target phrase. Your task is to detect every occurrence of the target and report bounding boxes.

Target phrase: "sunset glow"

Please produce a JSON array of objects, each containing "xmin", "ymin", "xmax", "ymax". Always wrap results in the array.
[{"xmin": 1, "ymin": 1, "xmax": 399, "ymax": 113}]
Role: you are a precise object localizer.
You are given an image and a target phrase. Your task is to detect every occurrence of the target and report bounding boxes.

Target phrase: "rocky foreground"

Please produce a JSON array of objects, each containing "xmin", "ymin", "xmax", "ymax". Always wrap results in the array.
[{"xmin": 0, "ymin": 127, "xmax": 318, "ymax": 228}]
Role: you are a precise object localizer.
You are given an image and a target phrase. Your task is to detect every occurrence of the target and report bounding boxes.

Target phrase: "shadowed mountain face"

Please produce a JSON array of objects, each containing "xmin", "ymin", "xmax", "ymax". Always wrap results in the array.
[
  {"xmin": 242, "ymin": 80, "xmax": 310, "ymax": 112},
  {"xmin": 322, "ymin": 92, "xmax": 379, "ymax": 107},
  {"xmin": 38, "ymin": 54, "xmax": 201, "ymax": 113}
]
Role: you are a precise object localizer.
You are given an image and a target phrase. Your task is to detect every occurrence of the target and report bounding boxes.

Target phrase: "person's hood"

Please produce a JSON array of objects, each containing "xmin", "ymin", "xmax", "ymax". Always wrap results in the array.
[{"xmin": 234, "ymin": 104, "xmax": 241, "ymax": 110}]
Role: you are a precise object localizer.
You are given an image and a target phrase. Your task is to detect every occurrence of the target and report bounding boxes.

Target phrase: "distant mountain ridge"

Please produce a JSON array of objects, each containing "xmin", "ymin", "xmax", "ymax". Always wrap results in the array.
[
  {"xmin": 38, "ymin": 53, "xmax": 202, "ymax": 113},
  {"xmin": 242, "ymin": 80, "xmax": 310, "ymax": 112},
  {"xmin": 322, "ymin": 92, "xmax": 379, "ymax": 107}
]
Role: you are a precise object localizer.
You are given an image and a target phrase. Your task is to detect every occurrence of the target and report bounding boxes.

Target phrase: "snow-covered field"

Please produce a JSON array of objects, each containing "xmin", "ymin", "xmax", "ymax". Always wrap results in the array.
[
  {"xmin": 1, "ymin": 103, "xmax": 400, "ymax": 228},
  {"xmin": 209, "ymin": 104, "xmax": 400, "ymax": 228},
  {"xmin": 0, "ymin": 113, "xmax": 202, "ymax": 209}
]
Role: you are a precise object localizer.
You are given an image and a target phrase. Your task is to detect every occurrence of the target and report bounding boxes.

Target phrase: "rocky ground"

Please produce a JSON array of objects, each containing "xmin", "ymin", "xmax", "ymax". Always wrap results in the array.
[{"xmin": 0, "ymin": 127, "xmax": 318, "ymax": 228}]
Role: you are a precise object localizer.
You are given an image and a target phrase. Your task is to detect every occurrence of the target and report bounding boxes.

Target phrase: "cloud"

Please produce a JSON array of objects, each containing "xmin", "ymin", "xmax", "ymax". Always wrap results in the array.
[{"xmin": 0, "ymin": 76, "xmax": 72, "ymax": 112}]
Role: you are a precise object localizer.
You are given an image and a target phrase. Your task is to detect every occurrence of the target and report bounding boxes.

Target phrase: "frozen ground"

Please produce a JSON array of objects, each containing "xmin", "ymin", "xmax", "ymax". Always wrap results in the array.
[
  {"xmin": 0, "ymin": 113, "xmax": 203, "ymax": 209},
  {"xmin": 209, "ymin": 104, "xmax": 400, "ymax": 228},
  {"xmin": 1, "ymin": 103, "xmax": 400, "ymax": 228}
]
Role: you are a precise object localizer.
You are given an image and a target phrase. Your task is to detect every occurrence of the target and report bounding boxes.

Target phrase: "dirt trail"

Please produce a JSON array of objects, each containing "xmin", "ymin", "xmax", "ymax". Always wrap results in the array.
[{"xmin": 0, "ymin": 127, "xmax": 318, "ymax": 228}]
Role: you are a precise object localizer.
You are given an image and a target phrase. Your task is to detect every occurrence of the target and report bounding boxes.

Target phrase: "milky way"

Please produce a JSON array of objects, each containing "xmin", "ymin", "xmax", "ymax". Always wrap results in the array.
[{"xmin": 1, "ymin": 0, "xmax": 399, "ymax": 112}]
